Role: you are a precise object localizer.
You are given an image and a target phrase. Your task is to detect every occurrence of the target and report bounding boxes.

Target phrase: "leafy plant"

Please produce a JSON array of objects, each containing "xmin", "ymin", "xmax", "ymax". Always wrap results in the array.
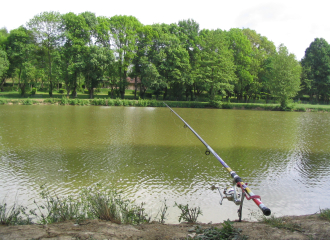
[
  {"xmin": 175, "ymin": 202, "xmax": 202, "ymax": 223},
  {"xmin": 193, "ymin": 220, "xmax": 247, "ymax": 240},
  {"xmin": 320, "ymin": 208, "xmax": 330, "ymax": 221}
]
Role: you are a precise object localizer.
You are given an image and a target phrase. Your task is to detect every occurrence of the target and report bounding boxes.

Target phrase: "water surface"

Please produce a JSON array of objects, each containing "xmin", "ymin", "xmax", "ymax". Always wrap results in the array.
[{"xmin": 0, "ymin": 105, "xmax": 329, "ymax": 223}]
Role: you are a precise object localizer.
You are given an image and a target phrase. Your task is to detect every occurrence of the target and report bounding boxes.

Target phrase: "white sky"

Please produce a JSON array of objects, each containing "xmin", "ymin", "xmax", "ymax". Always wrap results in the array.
[{"xmin": 1, "ymin": 0, "xmax": 329, "ymax": 60}]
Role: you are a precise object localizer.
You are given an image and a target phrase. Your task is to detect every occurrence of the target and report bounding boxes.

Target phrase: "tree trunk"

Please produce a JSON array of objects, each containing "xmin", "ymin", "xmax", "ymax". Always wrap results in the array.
[
  {"xmin": 0, "ymin": 77, "xmax": 5, "ymax": 92},
  {"xmin": 134, "ymin": 76, "xmax": 137, "ymax": 99}
]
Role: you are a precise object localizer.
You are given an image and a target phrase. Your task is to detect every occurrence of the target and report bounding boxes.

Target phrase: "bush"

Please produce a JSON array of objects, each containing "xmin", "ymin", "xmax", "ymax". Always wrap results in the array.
[
  {"xmin": 22, "ymin": 98, "xmax": 33, "ymax": 105},
  {"xmin": 60, "ymin": 96, "xmax": 69, "ymax": 105},
  {"xmin": 31, "ymin": 88, "xmax": 37, "ymax": 95},
  {"xmin": 320, "ymin": 208, "xmax": 330, "ymax": 221},
  {"xmin": 209, "ymin": 100, "xmax": 222, "ymax": 109},
  {"xmin": 114, "ymin": 98, "xmax": 123, "ymax": 106},
  {"xmin": 84, "ymin": 89, "xmax": 89, "ymax": 94},
  {"xmin": 0, "ymin": 99, "xmax": 7, "ymax": 105}
]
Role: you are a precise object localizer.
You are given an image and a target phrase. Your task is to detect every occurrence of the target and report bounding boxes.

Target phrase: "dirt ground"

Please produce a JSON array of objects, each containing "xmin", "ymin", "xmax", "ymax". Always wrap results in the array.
[{"xmin": 0, "ymin": 214, "xmax": 329, "ymax": 240}]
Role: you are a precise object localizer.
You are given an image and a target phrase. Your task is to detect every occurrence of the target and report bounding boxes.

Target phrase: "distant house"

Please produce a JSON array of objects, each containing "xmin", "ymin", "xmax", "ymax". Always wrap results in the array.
[{"xmin": 127, "ymin": 77, "xmax": 141, "ymax": 90}]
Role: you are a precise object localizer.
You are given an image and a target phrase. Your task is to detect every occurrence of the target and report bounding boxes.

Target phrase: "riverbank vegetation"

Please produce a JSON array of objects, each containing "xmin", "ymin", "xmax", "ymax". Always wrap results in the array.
[
  {"xmin": 1, "ymin": 188, "xmax": 330, "ymax": 239},
  {"xmin": 1, "ymin": 12, "xmax": 330, "ymax": 111}
]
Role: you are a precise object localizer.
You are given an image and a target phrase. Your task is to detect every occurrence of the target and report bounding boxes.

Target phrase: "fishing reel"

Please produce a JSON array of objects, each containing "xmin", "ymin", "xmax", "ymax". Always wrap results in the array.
[{"xmin": 217, "ymin": 180, "xmax": 242, "ymax": 206}]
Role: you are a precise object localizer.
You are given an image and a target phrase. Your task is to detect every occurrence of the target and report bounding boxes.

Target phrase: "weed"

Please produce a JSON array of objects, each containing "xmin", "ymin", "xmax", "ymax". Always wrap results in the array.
[
  {"xmin": 0, "ymin": 201, "xmax": 33, "ymax": 225},
  {"xmin": 193, "ymin": 220, "xmax": 248, "ymax": 240},
  {"xmin": 175, "ymin": 202, "xmax": 202, "ymax": 223},
  {"xmin": 34, "ymin": 187, "xmax": 85, "ymax": 224},
  {"xmin": 0, "ymin": 99, "xmax": 7, "ymax": 104},
  {"xmin": 319, "ymin": 208, "xmax": 330, "ymax": 221},
  {"xmin": 155, "ymin": 199, "xmax": 168, "ymax": 224}
]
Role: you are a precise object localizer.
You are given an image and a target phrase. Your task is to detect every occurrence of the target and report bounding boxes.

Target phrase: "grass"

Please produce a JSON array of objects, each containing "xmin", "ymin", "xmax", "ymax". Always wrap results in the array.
[
  {"xmin": 1, "ymin": 185, "xmax": 153, "ymax": 226},
  {"xmin": 319, "ymin": 208, "xmax": 330, "ymax": 221},
  {"xmin": 1, "ymin": 89, "xmax": 330, "ymax": 112},
  {"xmin": 260, "ymin": 215, "xmax": 303, "ymax": 232}
]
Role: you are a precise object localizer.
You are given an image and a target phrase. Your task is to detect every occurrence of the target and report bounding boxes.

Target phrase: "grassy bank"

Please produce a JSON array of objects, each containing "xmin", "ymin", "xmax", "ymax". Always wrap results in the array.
[{"xmin": 1, "ymin": 90, "xmax": 330, "ymax": 112}]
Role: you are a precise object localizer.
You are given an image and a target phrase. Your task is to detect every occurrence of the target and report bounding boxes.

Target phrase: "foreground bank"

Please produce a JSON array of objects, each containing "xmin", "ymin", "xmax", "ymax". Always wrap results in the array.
[{"xmin": 1, "ymin": 214, "xmax": 330, "ymax": 240}]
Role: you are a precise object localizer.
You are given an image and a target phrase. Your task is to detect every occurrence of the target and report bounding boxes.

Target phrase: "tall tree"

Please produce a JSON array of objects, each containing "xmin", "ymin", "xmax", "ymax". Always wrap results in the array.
[
  {"xmin": 61, "ymin": 12, "xmax": 90, "ymax": 97},
  {"xmin": 301, "ymin": 38, "xmax": 330, "ymax": 103},
  {"xmin": 0, "ymin": 49, "xmax": 9, "ymax": 91},
  {"xmin": 266, "ymin": 44, "xmax": 301, "ymax": 108},
  {"xmin": 109, "ymin": 15, "xmax": 142, "ymax": 99},
  {"xmin": 5, "ymin": 26, "xmax": 36, "ymax": 96},
  {"xmin": 194, "ymin": 29, "xmax": 236, "ymax": 100},
  {"xmin": 150, "ymin": 23, "xmax": 190, "ymax": 100},
  {"xmin": 242, "ymin": 28, "xmax": 276, "ymax": 102},
  {"xmin": 178, "ymin": 19, "xmax": 200, "ymax": 100},
  {"xmin": 226, "ymin": 28, "xmax": 253, "ymax": 102},
  {"xmin": 27, "ymin": 11, "xmax": 62, "ymax": 97}
]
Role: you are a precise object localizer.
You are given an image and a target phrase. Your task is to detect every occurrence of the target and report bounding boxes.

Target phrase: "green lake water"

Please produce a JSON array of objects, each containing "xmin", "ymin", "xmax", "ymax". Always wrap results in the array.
[{"xmin": 0, "ymin": 105, "xmax": 330, "ymax": 223}]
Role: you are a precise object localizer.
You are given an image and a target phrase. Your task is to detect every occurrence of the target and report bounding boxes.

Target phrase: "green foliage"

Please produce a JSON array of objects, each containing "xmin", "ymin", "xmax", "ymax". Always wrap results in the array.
[
  {"xmin": 91, "ymin": 98, "xmax": 106, "ymax": 106},
  {"xmin": 114, "ymin": 98, "xmax": 123, "ymax": 106},
  {"xmin": 174, "ymin": 202, "xmax": 202, "ymax": 223},
  {"xmin": 31, "ymin": 88, "xmax": 37, "ymax": 95},
  {"xmin": 0, "ymin": 201, "xmax": 33, "ymax": 225},
  {"xmin": 22, "ymin": 98, "xmax": 33, "ymax": 105},
  {"xmin": 60, "ymin": 96, "xmax": 69, "ymax": 105},
  {"xmin": 209, "ymin": 100, "xmax": 222, "ymax": 109},
  {"xmin": 35, "ymin": 187, "xmax": 85, "ymax": 224},
  {"xmin": 320, "ymin": 208, "xmax": 330, "ymax": 221},
  {"xmin": 0, "ymin": 98, "xmax": 7, "ymax": 104},
  {"xmin": 193, "ymin": 220, "xmax": 247, "ymax": 240}
]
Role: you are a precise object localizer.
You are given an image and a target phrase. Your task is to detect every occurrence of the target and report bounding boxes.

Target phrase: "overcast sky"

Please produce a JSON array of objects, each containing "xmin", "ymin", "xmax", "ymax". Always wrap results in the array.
[{"xmin": 1, "ymin": 0, "xmax": 329, "ymax": 60}]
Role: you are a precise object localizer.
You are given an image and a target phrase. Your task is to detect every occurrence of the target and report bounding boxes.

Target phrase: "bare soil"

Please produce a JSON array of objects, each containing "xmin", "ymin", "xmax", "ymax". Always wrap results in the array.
[{"xmin": 0, "ymin": 214, "xmax": 329, "ymax": 240}]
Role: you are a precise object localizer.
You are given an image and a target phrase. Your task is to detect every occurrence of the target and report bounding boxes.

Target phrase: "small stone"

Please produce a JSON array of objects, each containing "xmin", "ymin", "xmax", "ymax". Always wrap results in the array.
[{"xmin": 188, "ymin": 228, "xmax": 196, "ymax": 232}]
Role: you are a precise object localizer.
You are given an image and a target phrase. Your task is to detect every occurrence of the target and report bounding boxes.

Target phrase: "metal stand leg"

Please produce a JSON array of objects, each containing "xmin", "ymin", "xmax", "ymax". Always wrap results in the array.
[{"xmin": 238, "ymin": 190, "xmax": 245, "ymax": 222}]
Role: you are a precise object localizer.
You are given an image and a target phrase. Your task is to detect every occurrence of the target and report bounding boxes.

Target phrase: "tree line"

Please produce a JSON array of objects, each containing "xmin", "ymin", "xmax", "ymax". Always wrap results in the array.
[{"xmin": 0, "ymin": 11, "xmax": 328, "ymax": 107}]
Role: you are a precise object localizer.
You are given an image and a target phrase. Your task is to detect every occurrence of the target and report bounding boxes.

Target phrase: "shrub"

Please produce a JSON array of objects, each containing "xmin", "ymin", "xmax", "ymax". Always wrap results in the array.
[
  {"xmin": 114, "ymin": 98, "xmax": 123, "ymax": 106},
  {"xmin": 31, "ymin": 88, "xmax": 37, "ymax": 95},
  {"xmin": 320, "ymin": 208, "xmax": 330, "ymax": 221},
  {"xmin": 22, "ymin": 98, "xmax": 33, "ymax": 105},
  {"xmin": 209, "ymin": 100, "xmax": 222, "ymax": 109},
  {"xmin": 0, "ymin": 99, "xmax": 7, "ymax": 105},
  {"xmin": 60, "ymin": 96, "xmax": 69, "ymax": 105},
  {"xmin": 58, "ymin": 89, "xmax": 66, "ymax": 94},
  {"xmin": 174, "ymin": 202, "xmax": 202, "ymax": 223}
]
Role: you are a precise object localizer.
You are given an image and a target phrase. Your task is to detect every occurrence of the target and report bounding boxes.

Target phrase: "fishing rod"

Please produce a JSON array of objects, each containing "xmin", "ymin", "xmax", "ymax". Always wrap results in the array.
[{"xmin": 164, "ymin": 103, "xmax": 271, "ymax": 220}]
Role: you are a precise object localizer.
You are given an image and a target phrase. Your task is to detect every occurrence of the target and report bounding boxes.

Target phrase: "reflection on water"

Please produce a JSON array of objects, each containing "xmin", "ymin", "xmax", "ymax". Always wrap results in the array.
[{"xmin": 0, "ymin": 105, "xmax": 330, "ymax": 223}]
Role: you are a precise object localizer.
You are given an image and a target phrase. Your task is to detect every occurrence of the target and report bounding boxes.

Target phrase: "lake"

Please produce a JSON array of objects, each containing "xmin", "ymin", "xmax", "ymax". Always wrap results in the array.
[{"xmin": 0, "ymin": 105, "xmax": 329, "ymax": 223}]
